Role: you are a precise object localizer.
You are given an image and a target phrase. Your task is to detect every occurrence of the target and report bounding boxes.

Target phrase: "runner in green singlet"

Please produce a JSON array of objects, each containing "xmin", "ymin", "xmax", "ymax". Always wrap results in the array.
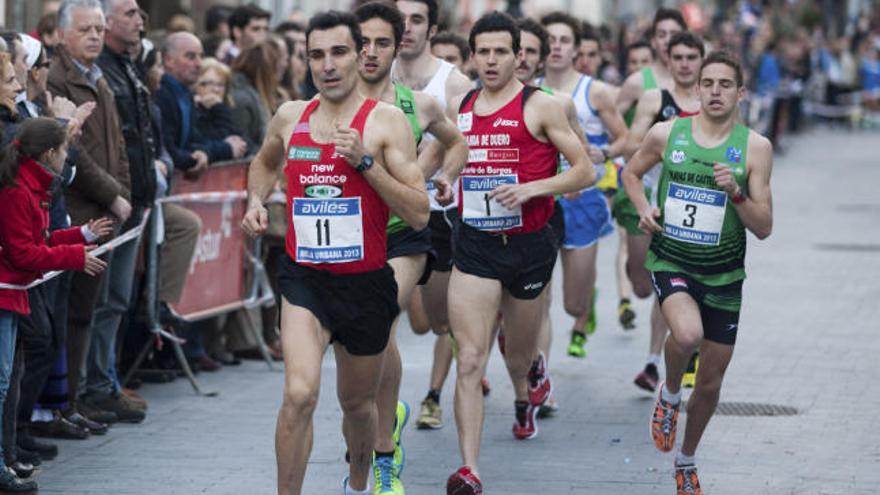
[
  {"xmin": 356, "ymin": 3, "xmax": 468, "ymax": 494},
  {"xmin": 622, "ymin": 51, "xmax": 774, "ymax": 495}
]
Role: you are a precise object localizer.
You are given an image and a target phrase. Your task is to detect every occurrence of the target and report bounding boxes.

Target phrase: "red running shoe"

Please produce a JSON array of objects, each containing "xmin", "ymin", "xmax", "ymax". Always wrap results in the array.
[
  {"xmin": 650, "ymin": 384, "xmax": 680, "ymax": 453},
  {"xmin": 674, "ymin": 464, "xmax": 703, "ymax": 495},
  {"xmin": 497, "ymin": 331, "xmax": 506, "ymax": 356},
  {"xmin": 527, "ymin": 352, "xmax": 552, "ymax": 406},
  {"xmin": 447, "ymin": 466, "xmax": 482, "ymax": 495},
  {"xmin": 512, "ymin": 400, "xmax": 538, "ymax": 440},
  {"xmin": 481, "ymin": 376, "xmax": 491, "ymax": 397}
]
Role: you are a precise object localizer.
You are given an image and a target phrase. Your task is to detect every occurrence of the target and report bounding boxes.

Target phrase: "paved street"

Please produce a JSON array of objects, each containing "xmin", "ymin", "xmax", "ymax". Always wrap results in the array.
[{"xmin": 35, "ymin": 129, "xmax": 880, "ymax": 494}]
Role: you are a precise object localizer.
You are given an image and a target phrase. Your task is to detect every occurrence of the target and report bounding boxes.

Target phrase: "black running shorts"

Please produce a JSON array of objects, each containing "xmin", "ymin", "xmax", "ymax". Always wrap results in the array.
[
  {"xmin": 278, "ymin": 255, "xmax": 400, "ymax": 356},
  {"xmin": 651, "ymin": 271, "xmax": 743, "ymax": 345},
  {"xmin": 429, "ymin": 209, "xmax": 458, "ymax": 272},
  {"xmin": 387, "ymin": 226, "xmax": 435, "ymax": 285},
  {"xmin": 452, "ymin": 223, "xmax": 557, "ymax": 300}
]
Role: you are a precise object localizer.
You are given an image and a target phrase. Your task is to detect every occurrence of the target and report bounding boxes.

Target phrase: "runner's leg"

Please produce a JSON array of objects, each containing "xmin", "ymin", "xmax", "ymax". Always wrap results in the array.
[
  {"xmin": 500, "ymin": 292, "xmax": 546, "ymax": 402},
  {"xmin": 681, "ymin": 340, "xmax": 734, "ymax": 456},
  {"xmin": 448, "ymin": 269, "xmax": 502, "ymax": 476},
  {"xmin": 561, "ymin": 245, "xmax": 599, "ymax": 332},
  {"xmin": 335, "ymin": 344, "xmax": 386, "ymax": 491},
  {"xmin": 407, "ymin": 287, "xmax": 431, "ymax": 335},
  {"xmin": 659, "ymin": 293, "xmax": 703, "ymax": 395},
  {"xmin": 276, "ymin": 300, "xmax": 332, "ymax": 495},
  {"xmin": 615, "ymin": 229, "xmax": 633, "ymax": 302},
  {"xmin": 376, "ymin": 255, "xmax": 426, "ymax": 453},
  {"xmin": 627, "ymin": 233, "xmax": 653, "ymax": 298}
]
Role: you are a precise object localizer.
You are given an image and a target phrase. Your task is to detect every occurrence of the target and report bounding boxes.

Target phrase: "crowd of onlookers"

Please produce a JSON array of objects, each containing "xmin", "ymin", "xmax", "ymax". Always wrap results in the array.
[{"xmin": 0, "ymin": 0, "xmax": 879, "ymax": 492}]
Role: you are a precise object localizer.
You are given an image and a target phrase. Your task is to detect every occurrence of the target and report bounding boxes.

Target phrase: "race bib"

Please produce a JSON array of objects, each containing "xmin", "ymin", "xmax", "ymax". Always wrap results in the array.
[
  {"xmin": 458, "ymin": 112, "xmax": 473, "ymax": 132},
  {"xmin": 663, "ymin": 182, "xmax": 726, "ymax": 246},
  {"xmin": 460, "ymin": 174, "xmax": 522, "ymax": 231},
  {"xmin": 292, "ymin": 197, "xmax": 364, "ymax": 263}
]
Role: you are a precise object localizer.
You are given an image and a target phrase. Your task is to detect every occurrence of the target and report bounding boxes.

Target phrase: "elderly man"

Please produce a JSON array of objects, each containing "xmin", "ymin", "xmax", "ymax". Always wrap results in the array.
[
  {"xmin": 156, "ymin": 31, "xmax": 244, "ymax": 178},
  {"xmin": 48, "ymin": 0, "xmax": 136, "ymax": 427}
]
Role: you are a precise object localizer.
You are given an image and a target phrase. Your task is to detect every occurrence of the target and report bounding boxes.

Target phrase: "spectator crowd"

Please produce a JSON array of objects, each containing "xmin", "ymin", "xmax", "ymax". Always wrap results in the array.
[{"xmin": 0, "ymin": 0, "xmax": 879, "ymax": 492}]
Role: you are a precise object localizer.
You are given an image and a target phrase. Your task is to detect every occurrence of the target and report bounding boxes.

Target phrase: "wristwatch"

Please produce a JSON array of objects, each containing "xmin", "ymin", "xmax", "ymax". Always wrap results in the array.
[
  {"xmin": 355, "ymin": 154, "xmax": 374, "ymax": 173},
  {"xmin": 729, "ymin": 187, "xmax": 746, "ymax": 204}
]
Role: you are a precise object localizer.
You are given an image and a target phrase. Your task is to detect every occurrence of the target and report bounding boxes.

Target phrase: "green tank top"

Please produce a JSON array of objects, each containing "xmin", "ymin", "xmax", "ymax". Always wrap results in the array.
[
  {"xmin": 387, "ymin": 83, "xmax": 423, "ymax": 234},
  {"xmin": 624, "ymin": 66, "xmax": 659, "ymax": 127},
  {"xmin": 645, "ymin": 117, "xmax": 750, "ymax": 286}
]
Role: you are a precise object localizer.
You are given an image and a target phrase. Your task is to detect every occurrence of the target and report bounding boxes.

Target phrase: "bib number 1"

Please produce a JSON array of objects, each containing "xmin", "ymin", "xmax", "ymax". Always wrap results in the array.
[
  {"xmin": 460, "ymin": 174, "xmax": 523, "ymax": 231},
  {"xmin": 663, "ymin": 182, "xmax": 726, "ymax": 246},
  {"xmin": 293, "ymin": 197, "xmax": 364, "ymax": 263}
]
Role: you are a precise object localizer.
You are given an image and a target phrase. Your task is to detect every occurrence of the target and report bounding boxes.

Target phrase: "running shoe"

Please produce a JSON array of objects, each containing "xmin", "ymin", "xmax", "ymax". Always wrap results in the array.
[
  {"xmin": 512, "ymin": 400, "xmax": 538, "ymax": 440},
  {"xmin": 447, "ymin": 466, "xmax": 483, "ymax": 495},
  {"xmin": 567, "ymin": 331, "xmax": 587, "ymax": 358},
  {"xmin": 618, "ymin": 298, "xmax": 636, "ymax": 330},
  {"xmin": 537, "ymin": 394, "xmax": 559, "ymax": 419},
  {"xmin": 481, "ymin": 376, "xmax": 491, "ymax": 397},
  {"xmin": 682, "ymin": 353, "xmax": 699, "ymax": 389},
  {"xmin": 527, "ymin": 352, "xmax": 552, "ymax": 406},
  {"xmin": 650, "ymin": 386, "xmax": 680, "ymax": 453},
  {"xmin": 674, "ymin": 464, "xmax": 703, "ymax": 495},
  {"xmin": 634, "ymin": 363, "xmax": 660, "ymax": 393},
  {"xmin": 392, "ymin": 401, "xmax": 410, "ymax": 475},
  {"xmin": 373, "ymin": 456, "xmax": 404, "ymax": 495},
  {"xmin": 415, "ymin": 397, "xmax": 443, "ymax": 430}
]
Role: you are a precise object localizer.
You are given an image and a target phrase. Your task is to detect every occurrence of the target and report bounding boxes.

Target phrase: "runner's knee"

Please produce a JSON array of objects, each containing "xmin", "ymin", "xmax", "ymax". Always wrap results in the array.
[
  {"xmin": 455, "ymin": 346, "xmax": 484, "ymax": 377},
  {"xmin": 671, "ymin": 329, "xmax": 702, "ymax": 355},
  {"xmin": 338, "ymin": 393, "xmax": 374, "ymax": 419},
  {"xmin": 281, "ymin": 378, "xmax": 319, "ymax": 417}
]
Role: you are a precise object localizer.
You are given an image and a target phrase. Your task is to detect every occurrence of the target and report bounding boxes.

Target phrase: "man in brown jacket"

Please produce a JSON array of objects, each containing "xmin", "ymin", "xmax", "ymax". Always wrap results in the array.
[{"xmin": 48, "ymin": 0, "xmax": 133, "ymax": 428}]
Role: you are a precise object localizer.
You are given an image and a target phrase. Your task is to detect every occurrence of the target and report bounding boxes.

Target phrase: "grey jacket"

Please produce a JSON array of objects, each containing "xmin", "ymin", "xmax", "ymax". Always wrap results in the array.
[{"xmin": 229, "ymin": 72, "xmax": 269, "ymax": 148}]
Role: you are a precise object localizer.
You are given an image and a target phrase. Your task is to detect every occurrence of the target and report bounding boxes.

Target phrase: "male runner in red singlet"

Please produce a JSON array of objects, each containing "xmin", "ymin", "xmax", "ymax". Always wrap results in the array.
[
  {"xmin": 445, "ymin": 12, "xmax": 594, "ymax": 495},
  {"xmin": 241, "ymin": 11, "xmax": 428, "ymax": 495}
]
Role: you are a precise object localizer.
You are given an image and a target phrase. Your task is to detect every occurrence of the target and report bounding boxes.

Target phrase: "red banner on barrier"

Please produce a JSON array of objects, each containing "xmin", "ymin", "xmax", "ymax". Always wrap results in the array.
[{"xmin": 167, "ymin": 161, "xmax": 252, "ymax": 320}]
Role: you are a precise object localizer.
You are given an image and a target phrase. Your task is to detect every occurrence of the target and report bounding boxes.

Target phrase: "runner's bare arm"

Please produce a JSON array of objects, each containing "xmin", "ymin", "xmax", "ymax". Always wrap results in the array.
[
  {"xmin": 624, "ymin": 89, "xmax": 661, "ymax": 160},
  {"xmin": 490, "ymin": 93, "xmax": 592, "ymax": 209},
  {"xmin": 559, "ymin": 95, "xmax": 588, "ymax": 147},
  {"xmin": 243, "ymin": 101, "xmax": 303, "ymax": 236},
  {"xmin": 722, "ymin": 132, "xmax": 773, "ymax": 239},
  {"xmin": 362, "ymin": 104, "xmax": 430, "ymax": 229},
  {"xmin": 445, "ymin": 68, "xmax": 475, "ymax": 106},
  {"xmin": 595, "ymin": 81, "xmax": 629, "ymax": 159},
  {"xmin": 615, "ymin": 70, "xmax": 645, "ymax": 115},
  {"xmin": 621, "ymin": 121, "xmax": 671, "ymax": 233},
  {"xmin": 421, "ymin": 95, "xmax": 468, "ymax": 205}
]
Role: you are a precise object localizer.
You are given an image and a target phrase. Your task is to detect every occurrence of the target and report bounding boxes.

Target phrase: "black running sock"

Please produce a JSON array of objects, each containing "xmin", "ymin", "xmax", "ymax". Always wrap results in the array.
[
  {"xmin": 572, "ymin": 330, "xmax": 586, "ymax": 339},
  {"xmin": 375, "ymin": 450, "xmax": 394, "ymax": 459},
  {"xmin": 620, "ymin": 297, "xmax": 631, "ymax": 305},
  {"xmin": 425, "ymin": 389, "xmax": 440, "ymax": 403}
]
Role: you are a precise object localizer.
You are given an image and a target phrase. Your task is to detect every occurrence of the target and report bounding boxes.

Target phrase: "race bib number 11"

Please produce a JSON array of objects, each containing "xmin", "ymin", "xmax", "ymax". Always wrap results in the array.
[
  {"xmin": 663, "ymin": 182, "xmax": 726, "ymax": 246},
  {"xmin": 292, "ymin": 197, "xmax": 364, "ymax": 263},
  {"xmin": 461, "ymin": 175, "xmax": 523, "ymax": 231}
]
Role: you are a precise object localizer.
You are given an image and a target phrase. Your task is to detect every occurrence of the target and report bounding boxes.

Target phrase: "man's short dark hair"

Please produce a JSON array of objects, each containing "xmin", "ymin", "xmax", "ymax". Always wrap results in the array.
[
  {"xmin": 431, "ymin": 31, "xmax": 469, "ymax": 61},
  {"xmin": 581, "ymin": 21, "xmax": 600, "ymax": 45},
  {"xmin": 396, "ymin": 0, "xmax": 438, "ymax": 28},
  {"xmin": 355, "ymin": 1, "xmax": 405, "ymax": 48},
  {"xmin": 650, "ymin": 8, "xmax": 687, "ymax": 38},
  {"xmin": 668, "ymin": 31, "xmax": 705, "ymax": 57},
  {"xmin": 517, "ymin": 18, "xmax": 548, "ymax": 61},
  {"xmin": 228, "ymin": 3, "xmax": 271, "ymax": 42},
  {"xmin": 306, "ymin": 10, "xmax": 364, "ymax": 53},
  {"xmin": 700, "ymin": 50, "xmax": 743, "ymax": 87},
  {"xmin": 205, "ymin": 5, "xmax": 233, "ymax": 34},
  {"xmin": 626, "ymin": 39, "xmax": 654, "ymax": 59},
  {"xmin": 540, "ymin": 12, "xmax": 581, "ymax": 47},
  {"xmin": 274, "ymin": 20, "xmax": 305, "ymax": 35},
  {"xmin": 0, "ymin": 32, "xmax": 21, "ymax": 60},
  {"xmin": 469, "ymin": 11, "xmax": 520, "ymax": 55}
]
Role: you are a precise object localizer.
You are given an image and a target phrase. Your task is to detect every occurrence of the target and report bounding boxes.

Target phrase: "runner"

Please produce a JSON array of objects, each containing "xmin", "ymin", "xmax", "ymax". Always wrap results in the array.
[
  {"xmin": 625, "ymin": 31, "xmax": 704, "ymax": 393},
  {"xmin": 430, "ymin": 31, "xmax": 471, "ymax": 76},
  {"xmin": 538, "ymin": 12, "xmax": 627, "ymax": 358},
  {"xmin": 240, "ymin": 11, "xmax": 429, "ymax": 495},
  {"xmin": 445, "ymin": 12, "xmax": 594, "ymax": 494},
  {"xmin": 512, "ymin": 17, "xmax": 588, "ymax": 417},
  {"xmin": 622, "ymin": 50, "xmax": 774, "ymax": 495},
  {"xmin": 355, "ymin": 3, "xmax": 468, "ymax": 494},
  {"xmin": 392, "ymin": 0, "xmax": 474, "ymax": 431}
]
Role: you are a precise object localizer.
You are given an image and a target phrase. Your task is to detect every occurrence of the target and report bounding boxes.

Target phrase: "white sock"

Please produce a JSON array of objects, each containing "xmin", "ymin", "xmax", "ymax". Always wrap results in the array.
[
  {"xmin": 345, "ymin": 480, "xmax": 370, "ymax": 495},
  {"xmin": 661, "ymin": 383, "xmax": 682, "ymax": 405},
  {"xmin": 675, "ymin": 451, "xmax": 696, "ymax": 467},
  {"xmin": 647, "ymin": 353, "xmax": 661, "ymax": 366}
]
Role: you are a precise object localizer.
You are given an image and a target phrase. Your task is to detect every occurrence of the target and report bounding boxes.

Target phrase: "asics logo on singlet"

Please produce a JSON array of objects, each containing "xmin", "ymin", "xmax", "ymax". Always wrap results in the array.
[
  {"xmin": 670, "ymin": 150, "xmax": 687, "ymax": 164},
  {"xmin": 493, "ymin": 117, "xmax": 519, "ymax": 128}
]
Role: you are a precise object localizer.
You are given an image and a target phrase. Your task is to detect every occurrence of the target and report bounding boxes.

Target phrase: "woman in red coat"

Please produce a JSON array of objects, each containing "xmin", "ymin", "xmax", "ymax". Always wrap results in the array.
[{"xmin": 0, "ymin": 117, "xmax": 110, "ymax": 491}]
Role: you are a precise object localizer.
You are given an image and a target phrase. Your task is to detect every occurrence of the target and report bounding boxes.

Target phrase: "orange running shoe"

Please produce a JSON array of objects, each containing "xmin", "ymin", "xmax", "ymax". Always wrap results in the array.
[
  {"xmin": 674, "ymin": 464, "xmax": 703, "ymax": 495},
  {"xmin": 650, "ymin": 386, "xmax": 680, "ymax": 452}
]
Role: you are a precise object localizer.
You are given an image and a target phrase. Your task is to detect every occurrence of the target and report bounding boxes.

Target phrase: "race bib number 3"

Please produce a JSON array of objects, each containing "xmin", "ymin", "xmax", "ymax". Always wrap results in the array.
[
  {"xmin": 461, "ymin": 175, "xmax": 523, "ymax": 231},
  {"xmin": 292, "ymin": 198, "xmax": 364, "ymax": 263},
  {"xmin": 663, "ymin": 182, "xmax": 726, "ymax": 246}
]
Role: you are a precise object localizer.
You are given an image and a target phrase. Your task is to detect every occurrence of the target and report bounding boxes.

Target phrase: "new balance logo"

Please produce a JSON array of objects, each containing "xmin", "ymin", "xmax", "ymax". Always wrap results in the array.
[
  {"xmin": 670, "ymin": 277, "xmax": 688, "ymax": 289},
  {"xmin": 493, "ymin": 117, "xmax": 519, "ymax": 128}
]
